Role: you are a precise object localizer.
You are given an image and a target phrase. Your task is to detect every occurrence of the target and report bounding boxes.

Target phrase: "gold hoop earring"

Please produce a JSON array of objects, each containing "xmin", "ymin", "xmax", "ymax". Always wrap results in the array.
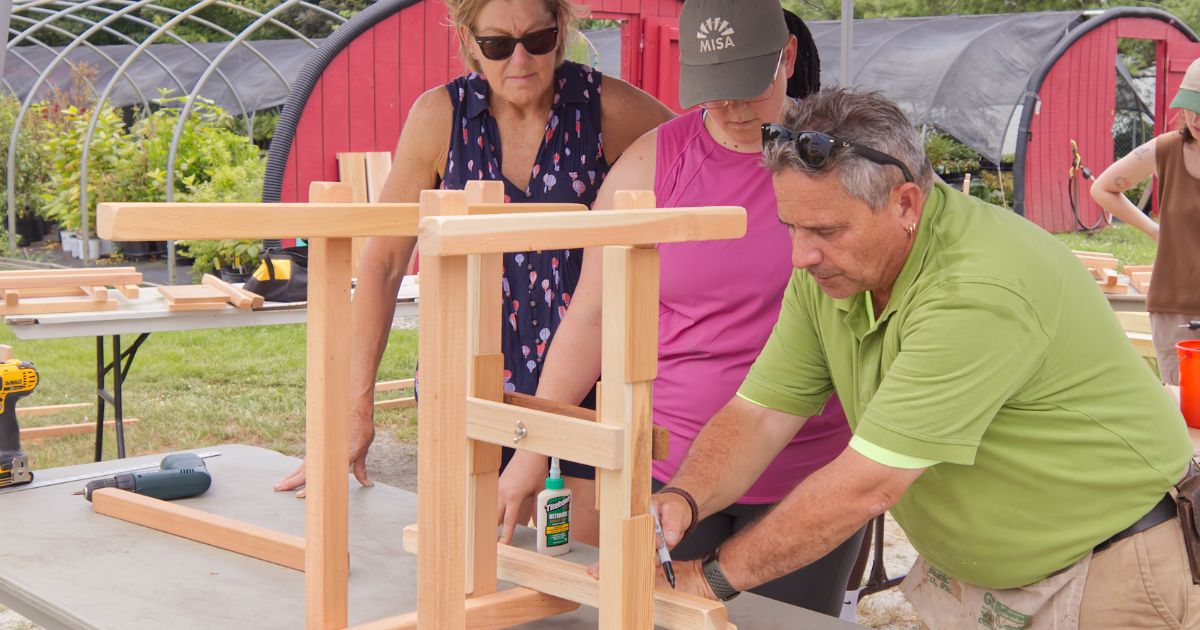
[{"xmin": 905, "ymin": 224, "xmax": 917, "ymax": 238}]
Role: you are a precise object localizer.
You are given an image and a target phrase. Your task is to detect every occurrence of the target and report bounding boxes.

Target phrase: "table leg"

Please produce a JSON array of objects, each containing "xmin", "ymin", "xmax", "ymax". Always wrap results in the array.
[{"xmin": 94, "ymin": 333, "xmax": 151, "ymax": 461}]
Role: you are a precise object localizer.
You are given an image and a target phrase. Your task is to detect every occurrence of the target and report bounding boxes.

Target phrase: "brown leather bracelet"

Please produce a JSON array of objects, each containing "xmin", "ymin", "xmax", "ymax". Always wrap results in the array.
[{"xmin": 658, "ymin": 486, "xmax": 699, "ymax": 540}]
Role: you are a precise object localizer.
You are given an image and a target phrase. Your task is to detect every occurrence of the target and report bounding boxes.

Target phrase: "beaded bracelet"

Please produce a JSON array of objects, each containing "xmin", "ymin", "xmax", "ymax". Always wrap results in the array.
[{"xmin": 658, "ymin": 486, "xmax": 699, "ymax": 540}]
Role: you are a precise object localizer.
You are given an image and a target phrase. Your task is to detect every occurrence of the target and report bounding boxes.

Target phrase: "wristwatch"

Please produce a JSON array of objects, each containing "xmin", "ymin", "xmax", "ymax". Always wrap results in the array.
[{"xmin": 701, "ymin": 549, "xmax": 741, "ymax": 601}]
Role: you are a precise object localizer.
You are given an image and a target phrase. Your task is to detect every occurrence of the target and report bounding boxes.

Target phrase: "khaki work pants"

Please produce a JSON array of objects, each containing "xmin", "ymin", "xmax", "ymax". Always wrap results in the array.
[{"xmin": 1079, "ymin": 517, "xmax": 1200, "ymax": 629}]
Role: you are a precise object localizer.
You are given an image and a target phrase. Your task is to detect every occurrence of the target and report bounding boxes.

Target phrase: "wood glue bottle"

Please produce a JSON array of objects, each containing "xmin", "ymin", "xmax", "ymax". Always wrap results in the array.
[{"xmin": 536, "ymin": 457, "xmax": 572, "ymax": 556}]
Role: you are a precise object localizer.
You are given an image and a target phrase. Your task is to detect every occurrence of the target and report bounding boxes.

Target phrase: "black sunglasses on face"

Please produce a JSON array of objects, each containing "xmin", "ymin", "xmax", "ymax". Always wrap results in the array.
[
  {"xmin": 473, "ymin": 26, "xmax": 559, "ymax": 61},
  {"xmin": 761, "ymin": 124, "xmax": 915, "ymax": 183}
]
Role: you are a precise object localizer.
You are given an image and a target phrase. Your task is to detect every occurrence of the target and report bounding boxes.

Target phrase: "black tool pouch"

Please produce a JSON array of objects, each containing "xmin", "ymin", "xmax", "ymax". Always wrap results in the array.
[{"xmin": 1173, "ymin": 461, "xmax": 1200, "ymax": 584}]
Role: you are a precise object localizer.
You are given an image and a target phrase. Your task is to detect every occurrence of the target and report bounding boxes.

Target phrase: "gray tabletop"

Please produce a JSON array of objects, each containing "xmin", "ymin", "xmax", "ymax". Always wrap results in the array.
[{"xmin": 0, "ymin": 445, "xmax": 859, "ymax": 629}]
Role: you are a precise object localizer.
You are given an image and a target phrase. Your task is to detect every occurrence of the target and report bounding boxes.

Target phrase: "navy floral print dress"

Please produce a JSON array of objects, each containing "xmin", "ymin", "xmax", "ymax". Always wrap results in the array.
[{"xmin": 440, "ymin": 62, "xmax": 607, "ymax": 476}]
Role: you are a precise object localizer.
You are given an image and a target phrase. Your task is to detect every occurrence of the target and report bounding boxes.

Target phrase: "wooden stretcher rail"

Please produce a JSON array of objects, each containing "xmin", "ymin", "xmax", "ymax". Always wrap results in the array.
[
  {"xmin": 20, "ymin": 418, "xmax": 138, "ymax": 440},
  {"xmin": 98, "ymin": 202, "xmax": 422, "ymax": 240},
  {"xmin": 418, "ymin": 207, "xmax": 747, "ymax": 256},
  {"xmin": 401, "ymin": 525, "xmax": 734, "ymax": 630},
  {"xmin": 465, "ymin": 397, "xmax": 624, "ymax": 471},
  {"xmin": 91, "ymin": 488, "xmax": 305, "ymax": 571},
  {"xmin": 345, "ymin": 588, "xmax": 580, "ymax": 630},
  {"xmin": 503, "ymin": 392, "xmax": 669, "ymax": 461}
]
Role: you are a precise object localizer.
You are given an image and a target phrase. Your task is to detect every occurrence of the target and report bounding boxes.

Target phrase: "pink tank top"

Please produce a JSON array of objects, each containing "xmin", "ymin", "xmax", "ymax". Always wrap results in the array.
[{"xmin": 651, "ymin": 110, "xmax": 851, "ymax": 504}]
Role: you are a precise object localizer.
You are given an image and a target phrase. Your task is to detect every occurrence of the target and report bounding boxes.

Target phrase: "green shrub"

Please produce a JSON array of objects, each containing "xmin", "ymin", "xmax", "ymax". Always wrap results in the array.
[{"xmin": 923, "ymin": 130, "xmax": 980, "ymax": 174}]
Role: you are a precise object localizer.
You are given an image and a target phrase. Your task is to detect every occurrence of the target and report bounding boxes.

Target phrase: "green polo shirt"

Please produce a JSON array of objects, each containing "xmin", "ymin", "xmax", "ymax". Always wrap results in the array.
[{"xmin": 739, "ymin": 183, "xmax": 1192, "ymax": 589}]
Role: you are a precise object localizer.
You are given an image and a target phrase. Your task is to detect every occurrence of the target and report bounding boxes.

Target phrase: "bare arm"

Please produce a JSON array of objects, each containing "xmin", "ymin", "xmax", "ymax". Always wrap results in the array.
[
  {"xmin": 654, "ymin": 396, "xmax": 809, "ymax": 543},
  {"xmin": 497, "ymin": 127, "xmax": 660, "ymax": 541},
  {"xmin": 715, "ymin": 448, "xmax": 923, "ymax": 591},
  {"xmin": 599, "ymin": 77, "xmax": 674, "ymax": 164},
  {"xmin": 1091, "ymin": 137, "xmax": 1160, "ymax": 241},
  {"xmin": 275, "ymin": 87, "xmax": 450, "ymax": 491}
]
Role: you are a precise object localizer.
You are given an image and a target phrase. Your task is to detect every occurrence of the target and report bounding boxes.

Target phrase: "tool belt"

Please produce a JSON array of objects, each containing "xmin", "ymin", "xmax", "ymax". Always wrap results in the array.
[
  {"xmin": 1173, "ymin": 462, "xmax": 1200, "ymax": 584},
  {"xmin": 1093, "ymin": 493, "xmax": 1176, "ymax": 554}
]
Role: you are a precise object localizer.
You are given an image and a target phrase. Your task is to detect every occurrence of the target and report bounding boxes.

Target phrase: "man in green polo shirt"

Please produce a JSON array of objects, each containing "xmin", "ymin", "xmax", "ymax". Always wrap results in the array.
[{"xmin": 652, "ymin": 88, "xmax": 1198, "ymax": 628}]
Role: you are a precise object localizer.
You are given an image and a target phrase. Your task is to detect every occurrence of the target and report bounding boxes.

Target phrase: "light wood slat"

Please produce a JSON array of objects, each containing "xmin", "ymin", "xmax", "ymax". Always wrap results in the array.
[
  {"xmin": 466, "ymin": 397, "xmax": 624, "ymax": 470},
  {"xmin": 201, "ymin": 274, "xmax": 259, "ymax": 309},
  {"xmin": 467, "ymin": 202, "xmax": 588, "ymax": 215},
  {"xmin": 21, "ymin": 418, "xmax": 138, "ymax": 440},
  {"xmin": 373, "ymin": 397, "xmax": 416, "ymax": 410},
  {"xmin": 0, "ymin": 299, "xmax": 118, "ymax": 315},
  {"xmin": 374, "ymin": 379, "xmax": 414, "ymax": 392},
  {"xmin": 418, "ymin": 206, "xmax": 746, "ymax": 256},
  {"xmin": 0, "ymin": 272, "xmax": 142, "ymax": 290},
  {"xmin": 92, "ymin": 489, "xmax": 304, "ymax": 571},
  {"xmin": 10, "ymin": 287, "xmax": 87, "ymax": 298},
  {"xmin": 16, "ymin": 402, "xmax": 93, "ymax": 418},
  {"xmin": 0, "ymin": 267, "xmax": 137, "ymax": 278},
  {"xmin": 81, "ymin": 285, "xmax": 108, "ymax": 302},
  {"xmin": 157, "ymin": 284, "xmax": 228, "ymax": 305},
  {"xmin": 97, "ymin": 202, "xmax": 421, "ymax": 240},
  {"xmin": 503, "ymin": 392, "xmax": 670, "ymax": 461},
  {"xmin": 345, "ymin": 587, "xmax": 579, "ymax": 630},
  {"xmin": 417, "ymin": 190, "xmax": 470, "ymax": 629},
  {"xmin": 117, "ymin": 284, "xmax": 140, "ymax": 299},
  {"xmin": 402, "ymin": 525, "xmax": 734, "ymax": 630}
]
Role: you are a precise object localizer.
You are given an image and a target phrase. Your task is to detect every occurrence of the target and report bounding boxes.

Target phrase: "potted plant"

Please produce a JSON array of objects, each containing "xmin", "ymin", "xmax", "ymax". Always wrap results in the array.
[{"xmin": 177, "ymin": 239, "xmax": 261, "ymax": 283}]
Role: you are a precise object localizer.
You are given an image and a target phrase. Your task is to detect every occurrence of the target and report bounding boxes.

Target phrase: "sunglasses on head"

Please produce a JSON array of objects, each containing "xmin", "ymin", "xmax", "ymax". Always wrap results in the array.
[
  {"xmin": 473, "ymin": 26, "xmax": 559, "ymax": 61},
  {"xmin": 760, "ymin": 125, "xmax": 915, "ymax": 183}
]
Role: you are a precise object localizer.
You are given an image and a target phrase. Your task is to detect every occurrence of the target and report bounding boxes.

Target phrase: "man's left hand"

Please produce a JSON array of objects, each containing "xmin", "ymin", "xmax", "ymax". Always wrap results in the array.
[{"xmin": 661, "ymin": 559, "xmax": 717, "ymax": 600}]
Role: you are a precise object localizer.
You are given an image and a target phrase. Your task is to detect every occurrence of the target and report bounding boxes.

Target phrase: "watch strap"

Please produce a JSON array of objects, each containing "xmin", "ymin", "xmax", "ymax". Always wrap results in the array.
[{"xmin": 701, "ymin": 550, "xmax": 741, "ymax": 601}]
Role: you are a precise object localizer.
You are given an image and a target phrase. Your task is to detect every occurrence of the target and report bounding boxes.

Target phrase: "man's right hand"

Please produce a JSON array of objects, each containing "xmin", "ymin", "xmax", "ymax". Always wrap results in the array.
[
  {"xmin": 652, "ymin": 490, "xmax": 695, "ymax": 549},
  {"xmin": 273, "ymin": 410, "xmax": 376, "ymax": 494},
  {"xmin": 497, "ymin": 450, "xmax": 550, "ymax": 544}
]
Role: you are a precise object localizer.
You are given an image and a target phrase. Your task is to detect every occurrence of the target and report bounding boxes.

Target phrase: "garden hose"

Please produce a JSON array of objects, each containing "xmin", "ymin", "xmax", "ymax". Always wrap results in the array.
[{"xmin": 1068, "ymin": 139, "xmax": 1108, "ymax": 232}]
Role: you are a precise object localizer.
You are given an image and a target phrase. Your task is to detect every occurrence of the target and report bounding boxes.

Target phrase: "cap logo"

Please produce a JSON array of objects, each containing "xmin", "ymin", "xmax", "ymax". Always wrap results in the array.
[{"xmin": 697, "ymin": 17, "xmax": 735, "ymax": 53}]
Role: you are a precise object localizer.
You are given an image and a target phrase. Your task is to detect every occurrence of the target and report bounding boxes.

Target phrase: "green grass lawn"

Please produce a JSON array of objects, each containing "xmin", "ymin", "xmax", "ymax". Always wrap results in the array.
[
  {"xmin": 6, "ymin": 324, "xmax": 418, "ymax": 471},
  {"xmin": 1053, "ymin": 223, "xmax": 1157, "ymax": 268}
]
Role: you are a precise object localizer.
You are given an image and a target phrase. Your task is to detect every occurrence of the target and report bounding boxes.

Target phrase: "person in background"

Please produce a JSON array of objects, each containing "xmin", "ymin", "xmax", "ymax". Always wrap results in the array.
[
  {"xmin": 1092, "ymin": 56, "xmax": 1200, "ymax": 385},
  {"xmin": 496, "ymin": 0, "xmax": 861, "ymax": 615},
  {"xmin": 275, "ymin": 0, "xmax": 674, "ymax": 509}
]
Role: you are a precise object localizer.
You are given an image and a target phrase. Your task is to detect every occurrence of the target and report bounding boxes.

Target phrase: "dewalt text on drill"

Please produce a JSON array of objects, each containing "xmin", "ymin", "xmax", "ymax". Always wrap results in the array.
[{"xmin": 0, "ymin": 359, "xmax": 39, "ymax": 489}]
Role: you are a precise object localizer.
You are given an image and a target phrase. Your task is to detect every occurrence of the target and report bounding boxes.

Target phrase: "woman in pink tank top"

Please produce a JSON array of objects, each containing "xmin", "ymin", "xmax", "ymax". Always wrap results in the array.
[{"xmin": 497, "ymin": 5, "xmax": 862, "ymax": 615}]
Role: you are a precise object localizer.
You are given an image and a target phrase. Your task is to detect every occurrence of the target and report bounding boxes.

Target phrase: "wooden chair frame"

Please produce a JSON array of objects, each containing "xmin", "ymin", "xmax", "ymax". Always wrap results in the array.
[{"xmin": 95, "ymin": 181, "xmax": 744, "ymax": 630}]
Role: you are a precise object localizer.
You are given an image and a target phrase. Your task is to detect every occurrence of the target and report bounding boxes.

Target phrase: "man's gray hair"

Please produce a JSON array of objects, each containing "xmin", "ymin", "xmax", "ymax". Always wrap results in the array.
[{"xmin": 763, "ymin": 88, "xmax": 933, "ymax": 210}]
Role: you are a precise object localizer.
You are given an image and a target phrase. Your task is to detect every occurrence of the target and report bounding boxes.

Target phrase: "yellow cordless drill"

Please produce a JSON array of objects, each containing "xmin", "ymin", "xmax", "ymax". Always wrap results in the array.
[{"xmin": 0, "ymin": 360, "xmax": 39, "ymax": 489}]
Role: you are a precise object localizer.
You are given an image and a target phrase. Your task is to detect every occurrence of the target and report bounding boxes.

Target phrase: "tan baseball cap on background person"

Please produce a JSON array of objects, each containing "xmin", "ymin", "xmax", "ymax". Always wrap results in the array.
[
  {"xmin": 1170, "ymin": 57, "xmax": 1200, "ymax": 114},
  {"xmin": 678, "ymin": 0, "xmax": 788, "ymax": 109}
]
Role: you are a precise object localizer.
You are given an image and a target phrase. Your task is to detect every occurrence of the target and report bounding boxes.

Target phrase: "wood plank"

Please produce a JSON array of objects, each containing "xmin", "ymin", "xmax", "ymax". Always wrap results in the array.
[
  {"xmin": 466, "ymin": 178, "xmax": 505, "ymax": 601},
  {"xmin": 116, "ymin": 284, "xmax": 139, "ymax": 299},
  {"xmin": 0, "ymin": 266, "xmax": 138, "ymax": 278},
  {"xmin": 402, "ymin": 525, "xmax": 734, "ymax": 630},
  {"xmin": 98, "ymin": 202, "xmax": 421, "ymax": 240},
  {"xmin": 364, "ymin": 152, "xmax": 393, "ymax": 202},
  {"xmin": 0, "ymin": 272, "xmax": 142, "ymax": 290},
  {"xmin": 599, "ymin": 244, "xmax": 657, "ymax": 629},
  {"xmin": 0, "ymin": 299, "xmax": 118, "ymax": 315},
  {"xmin": 347, "ymin": 588, "xmax": 579, "ymax": 630},
  {"xmin": 1102, "ymin": 268, "xmax": 1119, "ymax": 287},
  {"xmin": 465, "ymin": 397, "xmax": 624, "ymax": 470},
  {"xmin": 374, "ymin": 378, "xmax": 414, "ymax": 392},
  {"xmin": 92, "ymin": 488, "xmax": 305, "ymax": 571},
  {"xmin": 613, "ymin": 514, "xmax": 657, "ymax": 628},
  {"xmin": 201, "ymin": 274, "xmax": 255, "ymax": 309},
  {"xmin": 418, "ymin": 206, "xmax": 747, "ymax": 256},
  {"xmin": 1076, "ymin": 255, "xmax": 1118, "ymax": 271},
  {"xmin": 3, "ymin": 290, "xmax": 16, "ymax": 306},
  {"xmin": 157, "ymin": 284, "xmax": 228, "ymax": 305},
  {"xmin": 80, "ymin": 285, "xmax": 107, "ymax": 302},
  {"xmin": 21, "ymin": 418, "xmax": 138, "ymax": 440},
  {"xmin": 1123, "ymin": 265, "xmax": 1154, "ymax": 275},
  {"xmin": 16, "ymin": 402, "xmax": 92, "ymax": 418},
  {"xmin": 12, "ymin": 287, "xmax": 87, "ymax": 298},
  {"xmin": 503, "ymin": 392, "xmax": 669, "ymax": 461},
  {"xmin": 467, "ymin": 202, "xmax": 588, "ymax": 215},
  {"xmin": 373, "ymin": 397, "xmax": 416, "ymax": 410},
  {"xmin": 417, "ymin": 190, "xmax": 470, "ymax": 629},
  {"xmin": 166, "ymin": 302, "xmax": 229, "ymax": 312}
]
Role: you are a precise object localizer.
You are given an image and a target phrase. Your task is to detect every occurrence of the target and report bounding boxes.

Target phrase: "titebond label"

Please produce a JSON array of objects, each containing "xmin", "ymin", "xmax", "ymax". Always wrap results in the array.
[{"xmin": 543, "ymin": 495, "xmax": 571, "ymax": 547}]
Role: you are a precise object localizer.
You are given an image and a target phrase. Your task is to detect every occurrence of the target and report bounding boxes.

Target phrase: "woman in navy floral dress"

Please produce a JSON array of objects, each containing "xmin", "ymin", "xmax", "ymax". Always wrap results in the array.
[{"xmin": 275, "ymin": 0, "xmax": 673, "ymax": 536}]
